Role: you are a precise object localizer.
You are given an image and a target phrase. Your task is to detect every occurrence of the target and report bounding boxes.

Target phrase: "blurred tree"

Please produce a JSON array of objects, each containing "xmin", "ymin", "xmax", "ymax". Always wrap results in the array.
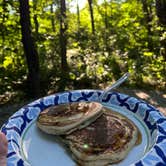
[
  {"xmin": 76, "ymin": 0, "xmax": 81, "ymax": 41},
  {"xmin": 155, "ymin": 0, "xmax": 166, "ymax": 26},
  {"xmin": 103, "ymin": 0, "xmax": 110, "ymax": 54},
  {"xmin": 50, "ymin": 0, "xmax": 56, "ymax": 32},
  {"xmin": 32, "ymin": 0, "xmax": 39, "ymax": 39},
  {"xmin": 58, "ymin": 0, "xmax": 69, "ymax": 91},
  {"xmin": 1, "ymin": 0, "xmax": 7, "ymax": 57},
  {"xmin": 140, "ymin": 0, "xmax": 154, "ymax": 51},
  {"xmin": 87, "ymin": 0, "xmax": 95, "ymax": 34},
  {"xmin": 155, "ymin": 0, "xmax": 166, "ymax": 61},
  {"xmin": 19, "ymin": 0, "xmax": 40, "ymax": 98}
]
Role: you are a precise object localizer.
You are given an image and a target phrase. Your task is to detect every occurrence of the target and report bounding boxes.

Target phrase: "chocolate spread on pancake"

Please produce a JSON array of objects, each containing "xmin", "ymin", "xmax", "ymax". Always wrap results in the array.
[
  {"xmin": 85, "ymin": 115, "xmax": 125, "ymax": 147},
  {"xmin": 66, "ymin": 108, "xmax": 141, "ymax": 155}
]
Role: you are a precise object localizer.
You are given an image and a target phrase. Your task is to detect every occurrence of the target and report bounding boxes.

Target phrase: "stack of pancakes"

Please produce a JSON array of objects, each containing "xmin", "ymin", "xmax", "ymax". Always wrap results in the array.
[{"xmin": 37, "ymin": 101, "xmax": 141, "ymax": 166}]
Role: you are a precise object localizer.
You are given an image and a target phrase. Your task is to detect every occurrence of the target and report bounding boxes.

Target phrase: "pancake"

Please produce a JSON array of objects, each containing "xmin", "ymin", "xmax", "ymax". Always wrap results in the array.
[
  {"xmin": 63, "ymin": 108, "xmax": 141, "ymax": 166},
  {"xmin": 36, "ymin": 102, "xmax": 103, "ymax": 135}
]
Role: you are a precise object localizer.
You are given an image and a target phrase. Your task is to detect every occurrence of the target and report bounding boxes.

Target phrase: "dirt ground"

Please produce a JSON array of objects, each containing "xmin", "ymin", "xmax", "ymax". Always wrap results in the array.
[
  {"xmin": 0, "ymin": 88, "xmax": 166, "ymax": 127},
  {"xmin": 117, "ymin": 87, "xmax": 166, "ymax": 115}
]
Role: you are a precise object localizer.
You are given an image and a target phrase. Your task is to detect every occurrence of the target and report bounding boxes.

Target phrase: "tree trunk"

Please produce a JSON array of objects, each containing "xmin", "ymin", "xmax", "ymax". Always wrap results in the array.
[
  {"xmin": 104, "ymin": 0, "xmax": 108, "ymax": 30},
  {"xmin": 104, "ymin": 0, "xmax": 110, "ymax": 54},
  {"xmin": 156, "ymin": 0, "xmax": 166, "ymax": 26},
  {"xmin": 58, "ymin": 0, "xmax": 68, "ymax": 91},
  {"xmin": 76, "ymin": 0, "xmax": 80, "ymax": 30},
  {"xmin": 155, "ymin": 0, "xmax": 166, "ymax": 61},
  {"xmin": 141, "ymin": 0, "xmax": 154, "ymax": 51},
  {"xmin": 87, "ymin": 0, "xmax": 95, "ymax": 34},
  {"xmin": 33, "ymin": 0, "xmax": 39, "ymax": 39},
  {"xmin": 76, "ymin": 0, "xmax": 81, "ymax": 41},
  {"xmin": 19, "ymin": 0, "xmax": 40, "ymax": 98},
  {"xmin": 1, "ymin": 0, "xmax": 8, "ymax": 57},
  {"xmin": 50, "ymin": 3, "xmax": 56, "ymax": 32}
]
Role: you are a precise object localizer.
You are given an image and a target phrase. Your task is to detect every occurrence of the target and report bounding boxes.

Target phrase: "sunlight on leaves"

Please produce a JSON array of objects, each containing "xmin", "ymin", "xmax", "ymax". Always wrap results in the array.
[
  {"xmin": 143, "ymin": 52, "xmax": 153, "ymax": 57},
  {"xmin": 3, "ymin": 56, "xmax": 13, "ymax": 69}
]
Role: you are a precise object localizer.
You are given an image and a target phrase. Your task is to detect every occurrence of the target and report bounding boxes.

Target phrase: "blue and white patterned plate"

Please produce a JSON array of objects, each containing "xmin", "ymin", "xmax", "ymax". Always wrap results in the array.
[{"xmin": 1, "ymin": 90, "xmax": 166, "ymax": 166}]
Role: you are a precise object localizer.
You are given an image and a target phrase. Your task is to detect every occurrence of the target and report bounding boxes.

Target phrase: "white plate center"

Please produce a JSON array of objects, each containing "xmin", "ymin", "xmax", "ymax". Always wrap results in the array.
[
  {"xmin": 21, "ymin": 123, "xmax": 75, "ymax": 166},
  {"xmin": 21, "ymin": 105, "xmax": 151, "ymax": 166}
]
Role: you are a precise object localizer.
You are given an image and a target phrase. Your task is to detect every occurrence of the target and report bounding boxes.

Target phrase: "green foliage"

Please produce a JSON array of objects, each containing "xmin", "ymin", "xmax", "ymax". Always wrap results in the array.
[{"xmin": 0, "ymin": 0, "xmax": 165, "ymax": 97}]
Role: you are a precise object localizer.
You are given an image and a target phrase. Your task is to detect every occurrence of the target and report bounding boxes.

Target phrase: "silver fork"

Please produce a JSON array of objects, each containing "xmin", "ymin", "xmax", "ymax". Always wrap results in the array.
[{"xmin": 99, "ymin": 72, "xmax": 130, "ymax": 102}]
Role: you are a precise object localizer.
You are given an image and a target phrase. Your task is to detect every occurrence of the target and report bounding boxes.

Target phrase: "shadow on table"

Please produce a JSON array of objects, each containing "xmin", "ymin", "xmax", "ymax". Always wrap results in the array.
[{"xmin": 117, "ymin": 88, "xmax": 166, "ymax": 116}]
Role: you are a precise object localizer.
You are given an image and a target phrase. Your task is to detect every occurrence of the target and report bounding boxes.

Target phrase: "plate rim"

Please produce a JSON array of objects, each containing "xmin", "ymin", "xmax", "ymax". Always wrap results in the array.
[{"xmin": 1, "ymin": 89, "xmax": 166, "ymax": 166}]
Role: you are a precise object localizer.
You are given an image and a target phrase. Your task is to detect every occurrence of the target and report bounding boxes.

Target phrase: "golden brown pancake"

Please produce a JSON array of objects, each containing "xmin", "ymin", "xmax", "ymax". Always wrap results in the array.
[
  {"xmin": 63, "ymin": 108, "xmax": 141, "ymax": 166},
  {"xmin": 36, "ymin": 102, "xmax": 103, "ymax": 135}
]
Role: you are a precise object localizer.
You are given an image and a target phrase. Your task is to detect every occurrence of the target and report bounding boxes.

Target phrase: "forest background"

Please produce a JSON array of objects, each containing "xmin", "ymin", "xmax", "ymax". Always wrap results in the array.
[{"xmin": 0, "ymin": 0, "xmax": 166, "ymax": 124}]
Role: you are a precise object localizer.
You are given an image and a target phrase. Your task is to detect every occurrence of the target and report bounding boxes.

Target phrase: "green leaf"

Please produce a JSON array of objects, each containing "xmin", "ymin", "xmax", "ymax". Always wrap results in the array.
[
  {"xmin": 143, "ymin": 52, "xmax": 153, "ymax": 57},
  {"xmin": 3, "ymin": 56, "xmax": 13, "ymax": 69}
]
